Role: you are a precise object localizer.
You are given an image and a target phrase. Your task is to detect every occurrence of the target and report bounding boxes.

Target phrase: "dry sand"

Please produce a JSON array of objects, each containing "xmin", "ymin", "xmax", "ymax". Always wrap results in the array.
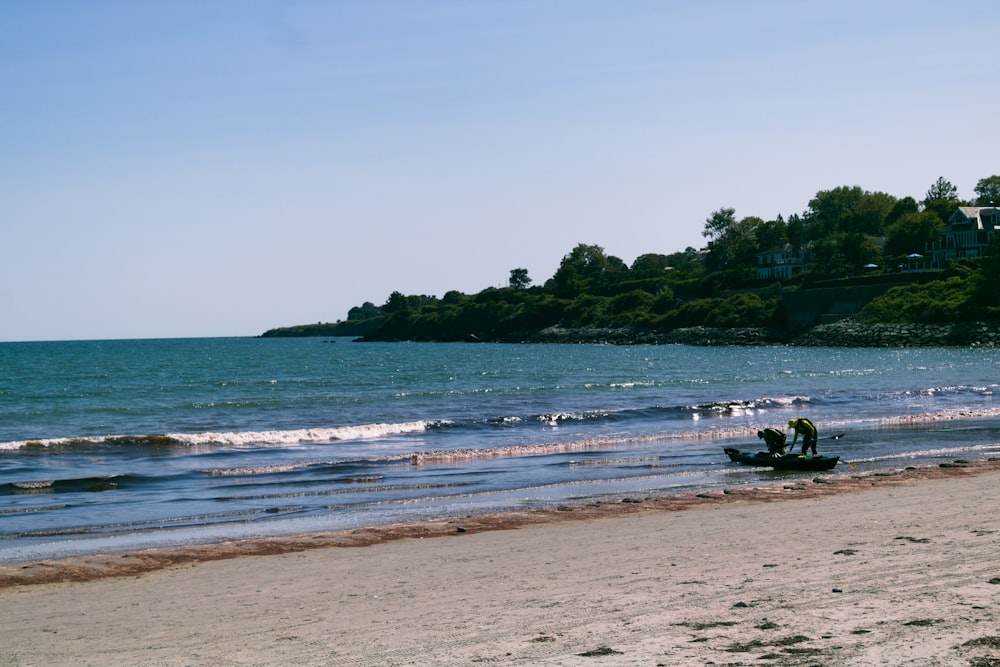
[{"xmin": 3, "ymin": 460, "xmax": 1000, "ymax": 666}]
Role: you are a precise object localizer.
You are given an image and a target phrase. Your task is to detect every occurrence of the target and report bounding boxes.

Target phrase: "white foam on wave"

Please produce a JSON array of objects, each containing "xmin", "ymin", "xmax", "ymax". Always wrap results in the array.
[
  {"xmin": 167, "ymin": 421, "xmax": 428, "ymax": 447},
  {"xmin": 0, "ymin": 436, "xmax": 101, "ymax": 451},
  {"xmin": 0, "ymin": 421, "xmax": 428, "ymax": 451},
  {"xmin": 846, "ymin": 442, "xmax": 1000, "ymax": 464}
]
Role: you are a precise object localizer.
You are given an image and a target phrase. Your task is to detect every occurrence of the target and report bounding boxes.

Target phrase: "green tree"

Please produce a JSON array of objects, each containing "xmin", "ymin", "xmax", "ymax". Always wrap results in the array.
[
  {"xmin": 702, "ymin": 207, "xmax": 736, "ymax": 241},
  {"xmin": 884, "ymin": 211, "xmax": 944, "ymax": 258},
  {"xmin": 665, "ymin": 248, "xmax": 704, "ymax": 273},
  {"xmin": 974, "ymin": 175, "xmax": 1000, "ymax": 206},
  {"xmin": 804, "ymin": 186, "xmax": 895, "ymax": 238},
  {"xmin": 885, "ymin": 196, "xmax": 920, "ymax": 226},
  {"xmin": 442, "ymin": 290, "xmax": 466, "ymax": 305},
  {"xmin": 630, "ymin": 253, "xmax": 672, "ymax": 273},
  {"xmin": 347, "ymin": 301, "xmax": 381, "ymax": 321},
  {"xmin": 925, "ymin": 176, "xmax": 958, "ymax": 202},
  {"xmin": 383, "ymin": 291, "xmax": 411, "ymax": 314},
  {"xmin": 548, "ymin": 244, "xmax": 614, "ymax": 298},
  {"xmin": 508, "ymin": 268, "xmax": 531, "ymax": 290},
  {"xmin": 923, "ymin": 176, "xmax": 961, "ymax": 222},
  {"xmin": 703, "ymin": 208, "xmax": 747, "ymax": 271},
  {"xmin": 786, "ymin": 213, "xmax": 805, "ymax": 249},
  {"xmin": 753, "ymin": 216, "xmax": 788, "ymax": 252}
]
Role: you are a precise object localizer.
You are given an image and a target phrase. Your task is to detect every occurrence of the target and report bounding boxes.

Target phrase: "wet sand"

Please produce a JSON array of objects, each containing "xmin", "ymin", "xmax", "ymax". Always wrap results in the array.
[{"xmin": 3, "ymin": 459, "xmax": 1000, "ymax": 665}]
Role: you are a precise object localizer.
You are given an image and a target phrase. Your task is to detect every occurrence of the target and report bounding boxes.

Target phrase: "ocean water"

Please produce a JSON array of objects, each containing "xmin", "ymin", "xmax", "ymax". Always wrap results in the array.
[{"xmin": 2, "ymin": 337, "xmax": 999, "ymax": 562}]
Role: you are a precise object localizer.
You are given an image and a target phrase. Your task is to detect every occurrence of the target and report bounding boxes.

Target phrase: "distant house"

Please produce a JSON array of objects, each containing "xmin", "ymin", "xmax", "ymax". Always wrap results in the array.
[
  {"xmin": 927, "ymin": 206, "xmax": 1000, "ymax": 268},
  {"xmin": 756, "ymin": 243, "xmax": 811, "ymax": 280}
]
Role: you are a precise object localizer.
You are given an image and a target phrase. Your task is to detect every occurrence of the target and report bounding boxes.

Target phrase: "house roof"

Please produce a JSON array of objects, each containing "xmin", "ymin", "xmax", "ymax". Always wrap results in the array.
[
  {"xmin": 948, "ymin": 206, "xmax": 1000, "ymax": 230},
  {"xmin": 758, "ymin": 243, "xmax": 794, "ymax": 255}
]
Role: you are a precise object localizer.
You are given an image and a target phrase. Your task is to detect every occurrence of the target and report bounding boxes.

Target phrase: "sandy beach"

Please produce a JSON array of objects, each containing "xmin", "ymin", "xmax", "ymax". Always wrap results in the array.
[{"xmin": 3, "ymin": 460, "xmax": 1000, "ymax": 666}]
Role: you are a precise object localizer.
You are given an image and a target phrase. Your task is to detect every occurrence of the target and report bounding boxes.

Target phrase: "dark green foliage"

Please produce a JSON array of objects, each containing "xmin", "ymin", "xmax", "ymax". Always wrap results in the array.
[
  {"xmin": 884, "ymin": 211, "xmax": 944, "ymax": 258},
  {"xmin": 663, "ymin": 293, "xmax": 780, "ymax": 329},
  {"xmin": 264, "ymin": 175, "xmax": 1000, "ymax": 340},
  {"xmin": 858, "ymin": 277, "xmax": 976, "ymax": 323},
  {"xmin": 975, "ymin": 175, "xmax": 1000, "ymax": 206},
  {"xmin": 805, "ymin": 185, "xmax": 896, "ymax": 237},
  {"xmin": 922, "ymin": 176, "xmax": 963, "ymax": 223},
  {"xmin": 508, "ymin": 268, "xmax": 531, "ymax": 290}
]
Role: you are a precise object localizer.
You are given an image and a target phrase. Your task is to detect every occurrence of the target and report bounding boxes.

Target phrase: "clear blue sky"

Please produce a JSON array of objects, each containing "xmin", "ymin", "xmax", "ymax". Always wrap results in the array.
[{"xmin": 2, "ymin": 0, "xmax": 998, "ymax": 341}]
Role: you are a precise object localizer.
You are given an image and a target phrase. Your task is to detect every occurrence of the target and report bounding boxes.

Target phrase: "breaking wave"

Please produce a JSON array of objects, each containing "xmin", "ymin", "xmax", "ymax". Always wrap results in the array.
[{"xmin": 0, "ymin": 421, "xmax": 429, "ymax": 451}]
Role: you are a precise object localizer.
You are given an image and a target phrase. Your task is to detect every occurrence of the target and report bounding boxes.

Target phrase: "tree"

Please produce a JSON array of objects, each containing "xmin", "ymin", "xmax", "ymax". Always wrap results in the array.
[
  {"xmin": 347, "ymin": 301, "xmax": 381, "ymax": 321},
  {"xmin": 383, "ymin": 291, "xmax": 410, "ymax": 314},
  {"xmin": 923, "ymin": 176, "xmax": 961, "ymax": 223},
  {"xmin": 884, "ymin": 211, "xmax": 944, "ymax": 258},
  {"xmin": 442, "ymin": 290, "xmax": 466, "ymax": 305},
  {"xmin": 548, "ymin": 244, "xmax": 613, "ymax": 298},
  {"xmin": 974, "ymin": 175, "xmax": 1000, "ymax": 206},
  {"xmin": 786, "ymin": 213, "xmax": 805, "ymax": 249},
  {"xmin": 804, "ymin": 186, "xmax": 895, "ymax": 238},
  {"xmin": 508, "ymin": 268, "xmax": 531, "ymax": 290},
  {"xmin": 924, "ymin": 176, "xmax": 959, "ymax": 203},
  {"xmin": 704, "ymin": 215, "xmax": 766, "ymax": 274},
  {"xmin": 558, "ymin": 244, "xmax": 609, "ymax": 275},
  {"xmin": 673, "ymin": 247, "xmax": 704, "ymax": 269},
  {"xmin": 630, "ymin": 253, "xmax": 672, "ymax": 273},
  {"xmin": 753, "ymin": 217, "xmax": 788, "ymax": 252},
  {"xmin": 886, "ymin": 196, "xmax": 920, "ymax": 226},
  {"xmin": 702, "ymin": 207, "xmax": 736, "ymax": 241}
]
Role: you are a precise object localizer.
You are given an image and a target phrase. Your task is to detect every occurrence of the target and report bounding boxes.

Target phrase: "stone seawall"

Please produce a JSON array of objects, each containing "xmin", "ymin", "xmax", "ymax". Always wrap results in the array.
[
  {"xmin": 520, "ymin": 326, "xmax": 787, "ymax": 346},
  {"xmin": 520, "ymin": 322, "xmax": 1000, "ymax": 347},
  {"xmin": 789, "ymin": 320, "xmax": 1000, "ymax": 347}
]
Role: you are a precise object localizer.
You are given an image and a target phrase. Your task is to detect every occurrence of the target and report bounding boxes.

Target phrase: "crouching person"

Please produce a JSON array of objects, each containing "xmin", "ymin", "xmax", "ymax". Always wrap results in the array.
[{"xmin": 757, "ymin": 427, "xmax": 787, "ymax": 457}]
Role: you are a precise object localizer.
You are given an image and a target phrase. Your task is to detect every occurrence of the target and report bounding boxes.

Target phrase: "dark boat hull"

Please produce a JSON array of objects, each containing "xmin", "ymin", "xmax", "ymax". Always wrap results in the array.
[{"xmin": 724, "ymin": 447, "xmax": 839, "ymax": 471}]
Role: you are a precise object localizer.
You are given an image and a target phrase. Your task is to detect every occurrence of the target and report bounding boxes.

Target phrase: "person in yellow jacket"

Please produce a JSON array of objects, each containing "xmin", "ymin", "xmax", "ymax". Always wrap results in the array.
[{"xmin": 788, "ymin": 417, "xmax": 818, "ymax": 456}]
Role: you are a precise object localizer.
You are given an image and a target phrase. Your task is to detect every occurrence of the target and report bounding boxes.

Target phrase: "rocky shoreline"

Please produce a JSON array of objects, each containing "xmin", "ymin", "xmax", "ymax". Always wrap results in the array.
[{"xmin": 519, "ymin": 320, "xmax": 1000, "ymax": 347}]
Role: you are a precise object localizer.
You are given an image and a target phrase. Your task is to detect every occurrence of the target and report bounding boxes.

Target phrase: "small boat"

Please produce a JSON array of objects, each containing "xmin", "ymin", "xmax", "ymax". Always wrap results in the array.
[{"xmin": 724, "ymin": 447, "xmax": 839, "ymax": 471}]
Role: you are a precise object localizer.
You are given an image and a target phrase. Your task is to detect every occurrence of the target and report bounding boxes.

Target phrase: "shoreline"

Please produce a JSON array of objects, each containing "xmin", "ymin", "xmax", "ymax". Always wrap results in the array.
[
  {"xmin": 3, "ymin": 456, "xmax": 997, "ymax": 590},
  {"xmin": 517, "ymin": 320, "xmax": 1000, "ymax": 346},
  {"xmin": 4, "ymin": 458, "xmax": 1000, "ymax": 665}
]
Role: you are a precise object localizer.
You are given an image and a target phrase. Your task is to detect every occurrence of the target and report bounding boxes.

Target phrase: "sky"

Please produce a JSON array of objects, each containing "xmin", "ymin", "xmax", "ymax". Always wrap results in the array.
[{"xmin": 2, "ymin": 0, "xmax": 998, "ymax": 342}]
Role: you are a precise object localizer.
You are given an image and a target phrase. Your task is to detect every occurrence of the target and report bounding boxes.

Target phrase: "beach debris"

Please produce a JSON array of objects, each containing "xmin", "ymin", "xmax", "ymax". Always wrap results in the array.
[
  {"xmin": 577, "ymin": 646, "xmax": 622, "ymax": 657},
  {"xmin": 963, "ymin": 636, "xmax": 1000, "ymax": 649},
  {"xmin": 961, "ymin": 637, "xmax": 1000, "ymax": 667},
  {"xmin": 724, "ymin": 635, "xmax": 810, "ymax": 653},
  {"xmin": 673, "ymin": 621, "xmax": 738, "ymax": 630}
]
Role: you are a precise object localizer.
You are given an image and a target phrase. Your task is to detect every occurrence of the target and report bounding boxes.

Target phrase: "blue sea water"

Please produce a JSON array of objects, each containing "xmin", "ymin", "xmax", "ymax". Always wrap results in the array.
[{"xmin": 2, "ymin": 337, "xmax": 999, "ymax": 562}]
